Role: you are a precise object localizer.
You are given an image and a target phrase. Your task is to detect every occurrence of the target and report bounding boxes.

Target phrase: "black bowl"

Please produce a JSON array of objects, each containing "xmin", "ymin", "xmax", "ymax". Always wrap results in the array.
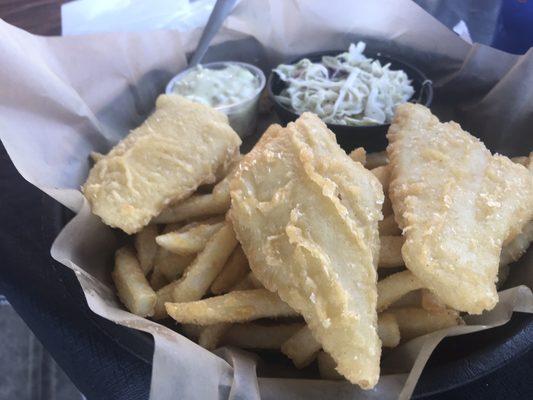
[{"xmin": 268, "ymin": 49, "xmax": 433, "ymax": 152}]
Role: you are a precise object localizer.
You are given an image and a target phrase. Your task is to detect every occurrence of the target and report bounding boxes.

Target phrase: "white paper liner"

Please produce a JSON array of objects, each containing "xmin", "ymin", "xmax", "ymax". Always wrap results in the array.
[{"xmin": 1, "ymin": 1, "xmax": 532, "ymax": 398}]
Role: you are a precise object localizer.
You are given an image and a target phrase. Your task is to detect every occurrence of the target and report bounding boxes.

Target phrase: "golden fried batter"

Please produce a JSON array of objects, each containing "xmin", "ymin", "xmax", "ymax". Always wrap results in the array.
[
  {"xmin": 83, "ymin": 95, "xmax": 241, "ymax": 234},
  {"xmin": 387, "ymin": 103, "xmax": 533, "ymax": 314},
  {"xmin": 229, "ymin": 113, "xmax": 383, "ymax": 389}
]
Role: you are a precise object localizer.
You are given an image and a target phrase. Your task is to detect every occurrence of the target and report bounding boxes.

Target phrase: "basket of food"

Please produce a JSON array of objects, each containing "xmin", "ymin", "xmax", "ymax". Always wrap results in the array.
[{"xmin": 0, "ymin": 1, "xmax": 532, "ymax": 399}]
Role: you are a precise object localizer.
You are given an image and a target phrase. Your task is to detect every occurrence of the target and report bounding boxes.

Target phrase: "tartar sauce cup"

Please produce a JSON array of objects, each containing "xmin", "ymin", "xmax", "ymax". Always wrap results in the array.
[{"xmin": 166, "ymin": 61, "xmax": 266, "ymax": 138}]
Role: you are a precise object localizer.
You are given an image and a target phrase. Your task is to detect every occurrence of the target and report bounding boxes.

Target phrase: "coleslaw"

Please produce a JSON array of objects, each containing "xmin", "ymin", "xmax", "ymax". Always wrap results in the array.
[{"xmin": 273, "ymin": 42, "xmax": 415, "ymax": 126}]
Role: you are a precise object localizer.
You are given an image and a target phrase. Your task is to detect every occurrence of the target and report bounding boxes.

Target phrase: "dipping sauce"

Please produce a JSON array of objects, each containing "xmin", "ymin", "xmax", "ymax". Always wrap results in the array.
[
  {"xmin": 167, "ymin": 62, "xmax": 266, "ymax": 138},
  {"xmin": 172, "ymin": 64, "xmax": 259, "ymax": 108}
]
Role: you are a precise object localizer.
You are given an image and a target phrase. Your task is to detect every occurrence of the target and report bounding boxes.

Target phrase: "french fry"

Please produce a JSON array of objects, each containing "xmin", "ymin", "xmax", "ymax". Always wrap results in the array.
[
  {"xmin": 371, "ymin": 165, "xmax": 390, "ymax": 189},
  {"xmin": 153, "ymin": 282, "xmax": 176, "ymax": 319},
  {"xmin": 388, "ymin": 290, "xmax": 422, "ymax": 309},
  {"xmin": 156, "ymin": 220, "xmax": 224, "ymax": 255},
  {"xmin": 153, "ymin": 171, "xmax": 234, "ymax": 224},
  {"xmin": 181, "ymin": 323, "xmax": 203, "ymax": 339},
  {"xmin": 377, "ymin": 270, "xmax": 424, "ymax": 312},
  {"xmin": 172, "ymin": 222, "xmax": 238, "ymax": 302},
  {"xmin": 348, "ymin": 147, "xmax": 366, "ymax": 165},
  {"xmin": 150, "ymin": 222, "xmax": 194, "ymax": 283},
  {"xmin": 149, "ymin": 267, "xmax": 170, "ymax": 291},
  {"xmin": 281, "ymin": 325, "xmax": 321, "ymax": 368},
  {"xmin": 317, "ymin": 351, "xmax": 343, "ymax": 380},
  {"xmin": 231, "ymin": 272, "xmax": 262, "ymax": 291},
  {"xmin": 112, "ymin": 246, "xmax": 156, "ymax": 317},
  {"xmin": 222, "ymin": 322, "xmax": 304, "ymax": 349},
  {"xmin": 282, "ymin": 313, "xmax": 401, "ymax": 369},
  {"xmin": 377, "ymin": 313, "xmax": 401, "ymax": 348},
  {"xmin": 420, "ymin": 289, "xmax": 447, "ymax": 313},
  {"xmin": 165, "ymin": 289, "xmax": 297, "ymax": 325},
  {"xmin": 511, "ymin": 156, "xmax": 528, "ymax": 166},
  {"xmin": 365, "ymin": 151, "xmax": 389, "ymax": 169},
  {"xmin": 198, "ymin": 271, "xmax": 258, "ymax": 349},
  {"xmin": 199, "ymin": 323, "xmax": 232, "ymax": 350},
  {"xmin": 153, "ymin": 193, "xmax": 230, "ymax": 224},
  {"xmin": 390, "ymin": 307, "xmax": 464, "ymax": 341},
  {"xmin": 153, "ymin": 249, "xmax": 195, "ymax": 282},
  {"xmin": 210, "ymin": 246, "xmax": 249, "ymax": 294},
  {"xmin": 379, "ymin": 214, "xmax": 401, "ymax": 236},
  {"xmin": 194, "ymin": 273, "xmax": 412, "ymax": 354},
  {"xmin": 134, "ymin": 224, "xmax": 159, "ymax": 274},
  {"xmin": 379, "ymin": 236, "xmax": 405, "ymax": 268}
]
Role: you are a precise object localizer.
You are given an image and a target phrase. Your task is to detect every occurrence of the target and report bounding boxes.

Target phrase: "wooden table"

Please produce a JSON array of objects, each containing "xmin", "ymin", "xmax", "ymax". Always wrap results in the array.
[{"xmin": 0, "ymin": 0, "xmax": 67, "ymax": 35}]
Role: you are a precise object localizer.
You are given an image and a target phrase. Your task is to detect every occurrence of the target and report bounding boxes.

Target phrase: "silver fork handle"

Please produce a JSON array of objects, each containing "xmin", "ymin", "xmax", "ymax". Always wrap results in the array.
[{"xmin": 188, "ymin": 0, "xmax": 238, "ymax": 67}]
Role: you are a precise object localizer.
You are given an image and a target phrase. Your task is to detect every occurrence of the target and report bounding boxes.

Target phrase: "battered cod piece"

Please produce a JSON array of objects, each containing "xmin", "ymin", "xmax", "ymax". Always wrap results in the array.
[
  {"xmin": 229, "ymin": 114, "xmax": 384, "ymax": 389},
  {"xmin": 387, "ymin": 103, "xmax": 533, "ymax": 314},
  {"xmin": 83, "ymin": 95, "xmax": 241, "ymax": 234}
]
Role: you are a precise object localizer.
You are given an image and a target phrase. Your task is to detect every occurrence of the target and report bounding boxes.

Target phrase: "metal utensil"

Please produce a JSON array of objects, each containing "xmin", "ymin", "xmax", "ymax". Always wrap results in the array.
[{"xmin": 188, "ymin": 0, "xmax": 238, "ymax": 67}]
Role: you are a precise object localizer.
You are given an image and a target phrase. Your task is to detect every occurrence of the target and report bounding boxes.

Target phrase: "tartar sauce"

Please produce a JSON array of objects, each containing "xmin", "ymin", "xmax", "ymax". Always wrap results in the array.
[{"xmin": 172, "ymin": 64, "xmax": 259, "ymax": 108}]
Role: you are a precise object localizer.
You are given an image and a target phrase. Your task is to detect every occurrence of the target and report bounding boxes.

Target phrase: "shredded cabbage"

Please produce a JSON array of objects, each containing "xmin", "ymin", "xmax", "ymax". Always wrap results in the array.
[{"xmin": 273, "ymin": 42, "xmax": 415, "ymax": 126}]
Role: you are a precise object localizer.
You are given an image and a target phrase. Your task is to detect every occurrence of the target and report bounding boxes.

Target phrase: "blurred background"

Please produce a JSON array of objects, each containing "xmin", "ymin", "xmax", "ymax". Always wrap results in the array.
[
  {"xmin": 1, "ymin": 0, "xmax": 532, "ymax": 53},
  {"xmin": 0, "ymin": 1, "xmax": 531, "ymax": 399}
]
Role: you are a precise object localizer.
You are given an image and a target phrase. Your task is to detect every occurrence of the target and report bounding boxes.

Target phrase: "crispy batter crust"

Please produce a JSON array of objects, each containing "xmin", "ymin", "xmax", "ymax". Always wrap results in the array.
[
  {"xmin": 387, "ymin": 103, "xmax": 533, "ymax": 314},
  {"xmin": 83, "ymin": 95, "xmax": 241, "ymax": 234},
  {"xmin": 229, "ymin": 113, "xmax": 383, "ymax": 389}
]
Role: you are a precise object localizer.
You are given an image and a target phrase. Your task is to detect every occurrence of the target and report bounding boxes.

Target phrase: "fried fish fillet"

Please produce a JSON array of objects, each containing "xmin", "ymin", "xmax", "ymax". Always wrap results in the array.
[
  {"xmin": 387, "ymin": 103, "xmax": 533, "ymax": 314},
  {"xmin": 83, "ymin": 95, "xmax": 241, "ymax": 234},
  {"xmin": 229, "ymin": 114, "xmax": 384, "ymax": 389}
]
